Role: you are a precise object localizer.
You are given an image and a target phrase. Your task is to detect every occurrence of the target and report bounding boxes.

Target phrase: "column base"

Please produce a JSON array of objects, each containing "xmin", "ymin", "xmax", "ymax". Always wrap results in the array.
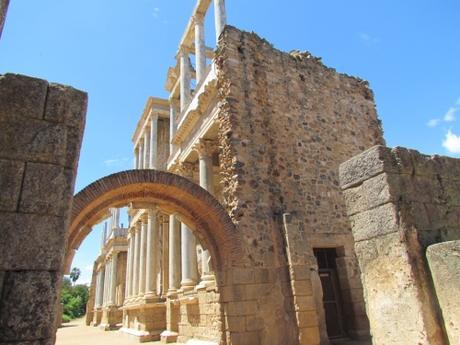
[
  {"xmin": 143, "ymin": 293, "xmax": 161, "ymax": 303},
  {"xmin": 196, "ymin": 275, "xmax": 216, "ymax": 290},
  {"xmin": 160, "ymin": 330, "xmax": 179, "ymax": 343}
]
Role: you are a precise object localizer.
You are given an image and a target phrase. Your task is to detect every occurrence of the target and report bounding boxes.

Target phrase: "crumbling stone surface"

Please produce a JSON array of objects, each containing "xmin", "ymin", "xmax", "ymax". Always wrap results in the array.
[
  {"xmin": 340, "ymin": 145, "xmax": 460, "ymax": 345},
  {"xmin": 0, "ymin": 0, "xmax": 8, "ymax": 39},
  {"xmin": 427, "ymin": 240, "xmax": 460, "ymax": 345},
  {"xmin": 0, "ymin": 271, "xmax": 60, "ymax": 341},
  {"xmin": 0, "ymin": 73, "xmax": 87, "ymax": 343},
  {"xmin": 215, "ymin": 26, "xmax": 383, "ymax": 344}
]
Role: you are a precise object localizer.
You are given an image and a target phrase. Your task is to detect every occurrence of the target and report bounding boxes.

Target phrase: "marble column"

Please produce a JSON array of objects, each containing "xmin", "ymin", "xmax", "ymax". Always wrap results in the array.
[
  {"xmin": 145, "ymin": 209, "xmax": 159, "ymax": 300},
  {"xmin": 132, "ymin": 222, "xmax": 141, "ymax": 297},
  {"xmin": 181, "ymin": 223, "xmax": 199, "ymax": 291},
  {"xmin": 149, "ymin": 114, "xmax": 158, "ymax": 169},
  {"xmin": 168, "ymin": 214, "xmax": 181, "ymax": 296},
  {"xmin": 169, "ymin": 100, "xmax": 179, "ymax": 153},
  {"xmin": 214, "ymin": 0, "xmax": 227, "ymax": 42},
  {"xmin": 128, "ymin": 229, "xmax": 136, "ymax": 299},
  {"xmin": 103, "ymin": 262, "xmax": 107, "ymax": 306},
  {"xmin": 138, "ymin": 139, "xmax": 144, "ymax": 170},
  {"xmin": 194, "ymin": 139, "xmax": 216, "ymax": 285},
  {"xmin": 95, "ymin": 271, "xmax": 101, "ymax": 308},
  {"xmin": 179, "ymin": 48, "xmax": 191, "ymax": 112},
  {"xmin": 139, "ymin": 216, "xmax": 148, "ymax": 296},
  {"xmin": 194, "ymin": 13, "xmax": 206, "ymax": 84},
  {"xmin": 125, "ymin": 233, "xmax": 133, "ymax": 300},
  {"xmin": 143, "ymin": 131, "xmax": 150, "ymax": 169},
  {"xmin": 134, "ymin": 146, "xmax": 139, "ymax": 169},
  {"xmin": 110, "ymin": 253, "xmax": 118, "ymax": 306}
]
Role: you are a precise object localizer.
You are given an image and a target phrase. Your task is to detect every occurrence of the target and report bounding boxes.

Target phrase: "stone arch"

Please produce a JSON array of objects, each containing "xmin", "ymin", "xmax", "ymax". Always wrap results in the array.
[{"xmin": 66, "ymin": 169, "xmax": 244, "ymax": 272}]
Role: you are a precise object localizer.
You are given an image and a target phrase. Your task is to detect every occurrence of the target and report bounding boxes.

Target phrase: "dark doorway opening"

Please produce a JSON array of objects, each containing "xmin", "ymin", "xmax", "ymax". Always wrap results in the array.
[{"xmin": 314, "ymin": 248, "xmax": 346, "ymax": 339}]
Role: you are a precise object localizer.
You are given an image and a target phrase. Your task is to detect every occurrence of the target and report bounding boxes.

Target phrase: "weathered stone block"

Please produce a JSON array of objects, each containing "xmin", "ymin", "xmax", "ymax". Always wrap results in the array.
[
  {"xmin": 349, "ymin": 202, "xmax": 399, "ymax": 242},
  {"xmin": 0, "ymin": 116, "xmax": 67, "ymax": 166},
  {"xmin": 0, "ymin": 159, "xmax": 24, "ymax": 211},
  {"xmin": 298, "ymin": 326, "xmax": 320, "ymax": 345},
  {"xmin": 0, "ymin": 74, "xmax": 47, "ymax": 120},
  {"xmin": 427, "ymin": 240, "xmax": 460, "ymax": 345},
  {"xmin": 226, "ymin": 300, "xmax": 257, "ymax": 316},
  {"xmin": 44, "ymin": 83, "xmax": 87, "ymax": 128},
  {"xmin": 0, "ymin": 212, "xmax": 66, "ymax": 270},
  {"xmin": 339, "ymin": 145, "xmax": 395, "ymax": 189},
  {"xmin": 19, "ymin": 162, "xmax": 74, "ymax": 217},
  {"xmin": 0, "ymin": 271, "xmax": 59, "ymax": 342}
]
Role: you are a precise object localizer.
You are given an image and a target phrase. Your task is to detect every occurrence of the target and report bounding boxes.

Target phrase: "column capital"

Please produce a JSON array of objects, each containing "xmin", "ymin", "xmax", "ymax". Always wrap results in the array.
[
  {"xmin": 147, "ymin": 207, "xmax": 160, "ymax": 218},
  {"xmin": 177, "ymin": 161, "xmax": 197, "ymax": 179},
  {"xmin": 193, "ymin": 138, "xmax": 216, "ymax": 159}
]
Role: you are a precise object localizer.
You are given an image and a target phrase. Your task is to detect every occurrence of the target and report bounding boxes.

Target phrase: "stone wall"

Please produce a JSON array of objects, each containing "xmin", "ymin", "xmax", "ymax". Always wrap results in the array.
[
  {"xmin": 215, "ymin": 27, "xmax": 384, "ymax": 344},
  {"xmin": 339, "ymin": 145, "xmax": 460, "ymax": 345},
  {"xmin": 427, "ymin": 240, "xmax": 460, "ymax": 345},
  {"xmin": 0, "ymin": 73, "xmax": 87, "ymax": 343},
  {"xmin": 0, "ymin": 0, "xmax": 8, "ymax": 40}
]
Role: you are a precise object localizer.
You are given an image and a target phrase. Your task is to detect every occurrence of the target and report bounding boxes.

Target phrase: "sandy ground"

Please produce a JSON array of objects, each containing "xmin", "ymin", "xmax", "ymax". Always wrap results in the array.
[
  {"xmin": 56, "ymin": 318, "xmax": 370, "ymax": 345},
  {"xmin": 55, "ymin": 318, "xmax": 182, "ymax": 345}
]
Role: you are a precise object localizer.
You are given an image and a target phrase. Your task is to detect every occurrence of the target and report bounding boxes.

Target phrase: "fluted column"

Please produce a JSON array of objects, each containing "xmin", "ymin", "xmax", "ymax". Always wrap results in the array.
[
  {"xmin": 168, "ymin": 214, "xmax": 181, "ymax": 296},
  {"xmin": 145, "ymin": 208, "xmax": 160, "ymax": 300},
  {"xmin": 149, "ymin": 115, "xmax": 158, "ymax": 169},
  {"xmin": 194, "ymin": 13, "xmax": 206, "ymax": 84},
  {"xmin": 110, "ymin": 253, "xmax": 118, "ymax": 306},
  {"xmin": 214, "ymin": 0, "xmax": 227, "ymax": 41},
  {"xmin": 139, "ymin": 216, "xmax": 148, "ymax": 296},
  {"xmin": 194, "ymin": 139, "xmax": 216, "ymax": 286},
  {"xmin": 132, "ymin": 222, "xmax": 141, "ymax": 297},
  {"xmin": 180, "ymin": 48, "xmax": 191, "ymax": 112}
]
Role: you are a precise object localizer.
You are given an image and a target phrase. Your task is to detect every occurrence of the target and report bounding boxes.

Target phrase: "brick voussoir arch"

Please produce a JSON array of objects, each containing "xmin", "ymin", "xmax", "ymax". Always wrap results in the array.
[{"xmin": 67, "ymin": 169, "xmax": 243, "ymax": 272}]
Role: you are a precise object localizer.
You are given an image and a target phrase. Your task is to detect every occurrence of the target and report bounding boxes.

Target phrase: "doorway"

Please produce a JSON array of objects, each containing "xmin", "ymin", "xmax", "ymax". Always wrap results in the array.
[{"xmin": 314, "ymin": 248, "xmax": 346, "ymax": 339}]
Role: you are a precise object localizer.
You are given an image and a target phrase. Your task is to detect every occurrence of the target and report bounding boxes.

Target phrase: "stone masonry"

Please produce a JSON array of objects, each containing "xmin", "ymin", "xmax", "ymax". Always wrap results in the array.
[
  {"xmin": 215, "ymin": 26, "xmax": 384, "ymax": 344},
  {"xmin": 0, "ymin": 73, "xmax": 87, "ymax": 344},
  {"xmin": 427, "ymin": 240, "xmax": 460, "ymax": 345},
  {"xmin": 0, "ymin": 0, "xmax": 8, "ymax": 40},
  {"xmin": 340, "ymin": 145, "xmax": 460, "ymax": 345}
]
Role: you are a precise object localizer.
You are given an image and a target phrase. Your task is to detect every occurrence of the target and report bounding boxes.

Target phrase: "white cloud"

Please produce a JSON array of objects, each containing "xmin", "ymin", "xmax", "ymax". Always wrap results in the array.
[
  {"xmin": 103, "ymin": 157, "xmax": 129, "ymax": 167},
  {"xmin": 85, "ymin": 264, "xmax": 93, "ymax": 271},
  {"xmin": 358, "ymin": 32, "xmax": 379, "ymax": 44},
  {"xmin": 427, "ymin": 118, "xmax": 440, "ymax": 127},
  {"xmin": 442, "ymin": 129, "xmax": 460, "ymax": 154},
  {"xmin": 444, "ymin": 107, "xmax": 457, "ymax": 122},
  {"xmin": 153, "ymin": 7, "xmax": 160, "ymax": 18}
]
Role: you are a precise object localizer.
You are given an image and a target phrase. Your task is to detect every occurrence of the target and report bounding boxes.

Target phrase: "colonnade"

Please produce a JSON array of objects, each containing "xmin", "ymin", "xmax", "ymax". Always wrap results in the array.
[
  {"xmin": 134, "ymin": 113, "xmax": 159, "ymax": 170},
  {"xmin": 94, "ymin": 252, "xmax": 119, "ymax": 308},
  {"xmin": 125, "ymin": 210, "xmax": 163, "ymax": 302},
  {"xmin": 170, "ymin": 0, "xmax": 227, "ymax": 143}
]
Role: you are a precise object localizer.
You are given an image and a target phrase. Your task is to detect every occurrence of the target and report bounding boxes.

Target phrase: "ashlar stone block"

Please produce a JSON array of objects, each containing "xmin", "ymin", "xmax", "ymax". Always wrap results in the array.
[
  {"xmin": 0, "ymin": 159, "xmax": 24, "ymax": 211},
  {"xmin": 0, "ymin": 212, "xmax": 67, "ymax": 270},
  {"xmin": 0, "ymin": 74, "xmax": 47, "ymax": 121},
  {"xmin": 0, "ymin": 271, "xmax": 60, "ymax": 342},
  {"xmin": 19, "ymin": 162, "xmax": 75, "ymax": 217}
]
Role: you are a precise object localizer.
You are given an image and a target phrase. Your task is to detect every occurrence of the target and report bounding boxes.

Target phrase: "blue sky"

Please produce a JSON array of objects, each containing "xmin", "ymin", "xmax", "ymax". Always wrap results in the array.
[{"xmin": 1, "ymin": 0, "xmax": 459, "ymax": 284}]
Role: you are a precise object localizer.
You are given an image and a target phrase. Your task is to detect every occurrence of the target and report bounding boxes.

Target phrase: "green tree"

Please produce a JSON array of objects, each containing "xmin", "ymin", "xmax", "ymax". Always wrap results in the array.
[{"xmin": 69, "ymin": 267, "xmax": 81, "ymax": 285}]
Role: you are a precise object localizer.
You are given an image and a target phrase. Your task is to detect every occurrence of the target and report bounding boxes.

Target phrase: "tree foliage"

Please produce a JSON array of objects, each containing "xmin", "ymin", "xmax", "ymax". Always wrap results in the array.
[{"xmin": 61, "ymin": 274, "xmax": 88, "ymax": 321}]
